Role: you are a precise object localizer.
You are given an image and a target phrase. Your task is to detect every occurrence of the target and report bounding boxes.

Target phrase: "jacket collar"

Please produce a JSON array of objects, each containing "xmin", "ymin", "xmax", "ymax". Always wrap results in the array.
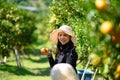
[{"xmin": 57, "ymin": 40, "xmax": 74, "ymax": 53}]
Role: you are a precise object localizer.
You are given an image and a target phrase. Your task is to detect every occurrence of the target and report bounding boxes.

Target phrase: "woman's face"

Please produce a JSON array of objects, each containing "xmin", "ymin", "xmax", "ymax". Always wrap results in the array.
[{"xmin": 58, "ymin": 31, "xmax": 71, "ymax": 45}]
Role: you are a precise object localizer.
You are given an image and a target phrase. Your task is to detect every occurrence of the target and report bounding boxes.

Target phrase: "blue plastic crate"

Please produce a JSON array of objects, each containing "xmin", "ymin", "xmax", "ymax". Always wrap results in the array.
[{"xmin": 77, "ymin": 70, "xmax": 93, "ymax": 80}]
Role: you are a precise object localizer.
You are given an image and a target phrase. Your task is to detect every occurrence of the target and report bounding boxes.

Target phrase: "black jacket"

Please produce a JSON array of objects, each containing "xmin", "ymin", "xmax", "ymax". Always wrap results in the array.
[{"xmin": 48, "ymin": 40, "xmax": 78, "ymax": 72}]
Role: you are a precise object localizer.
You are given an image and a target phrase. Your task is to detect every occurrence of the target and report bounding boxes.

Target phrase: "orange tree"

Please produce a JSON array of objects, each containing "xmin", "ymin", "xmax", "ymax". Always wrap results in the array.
[
  {"xmin": 0, "ymin": 0, "xmax": 37, "ymax": 66},
  {"xmin": 49, "ymin": 0, "xmax": 120, "ymax": 79}
]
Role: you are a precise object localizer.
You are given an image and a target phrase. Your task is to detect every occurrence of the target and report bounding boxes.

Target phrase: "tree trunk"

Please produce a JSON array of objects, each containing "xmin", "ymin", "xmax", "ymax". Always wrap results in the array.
[
  {"xmin": 13, "ymin": 46, "xmax": 22, "ymax": 68},
  {"xmin": 3, "ymin": 56, "xmax": 7, "ymax": 63}
]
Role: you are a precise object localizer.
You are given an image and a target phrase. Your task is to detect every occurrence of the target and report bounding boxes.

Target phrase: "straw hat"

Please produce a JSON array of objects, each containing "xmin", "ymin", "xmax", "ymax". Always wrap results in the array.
[
  {"xmin": 50, "ymin": 25, "xmax": 76, "ymax": 45},
  {"xmin": 50, "ymin": 63, "xmax": 78, "ymax": 80}
]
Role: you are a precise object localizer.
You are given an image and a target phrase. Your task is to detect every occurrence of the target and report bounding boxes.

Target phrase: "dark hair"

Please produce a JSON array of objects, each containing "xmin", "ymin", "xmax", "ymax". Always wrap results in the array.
[{"xmin": 57, "ymin": 40, "xmax": 74, "ymax": 51}]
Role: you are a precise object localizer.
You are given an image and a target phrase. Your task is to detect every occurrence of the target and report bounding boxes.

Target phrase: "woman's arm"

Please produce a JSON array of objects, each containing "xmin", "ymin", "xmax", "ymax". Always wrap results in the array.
[{"xmin": 48, "ymin": 55, "xmax": 56, "ymax": 68}]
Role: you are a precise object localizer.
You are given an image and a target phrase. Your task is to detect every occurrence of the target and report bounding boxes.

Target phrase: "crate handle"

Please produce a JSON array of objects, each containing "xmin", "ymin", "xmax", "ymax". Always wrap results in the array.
[{"xmin": 81, "ymin": 58, "xmax": 91, "ymax": 80}]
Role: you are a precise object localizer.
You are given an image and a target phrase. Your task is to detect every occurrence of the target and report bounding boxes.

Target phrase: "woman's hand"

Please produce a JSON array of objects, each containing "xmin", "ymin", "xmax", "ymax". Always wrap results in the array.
[{"xmin": 40, "ymin": 48, "xmax": 51, "ymax": 56}]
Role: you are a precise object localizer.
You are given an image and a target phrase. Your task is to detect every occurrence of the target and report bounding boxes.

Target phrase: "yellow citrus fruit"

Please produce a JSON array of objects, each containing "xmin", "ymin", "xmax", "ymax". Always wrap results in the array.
[
  {"xmin": 116, "ymin": 64, "xmax": 120, "ymax": 73},
  {"xmin": 92, "ymin": 56, "xmax": 101, "ymax": 66},
  {"xmin": 103, "ymin": 52, "xmax": 107, "ymax": 58},
  {"xmin": 95, "ymin": 0, "xmax": 107, "ymax": 10},
  {"xmin": 100, "ymin": 21, "xmax": 113, "ymax": 34},
  {"xmin": 17, "ymin": 31, "xmax": 22, "ymax": 35},
  {"xmin": 111, "ymin": 30, "xmax": 120, "ymax": 43},
  {"xmin": 114, "ymin": 72, "xmax": 120, "ymax": 79}
]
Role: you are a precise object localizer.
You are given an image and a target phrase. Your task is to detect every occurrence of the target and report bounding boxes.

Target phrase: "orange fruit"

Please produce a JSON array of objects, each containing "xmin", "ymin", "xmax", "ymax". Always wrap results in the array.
[
  {"xmin": 40, "ymin": 48, "xmax": 50, "ymax": 55},
  {"xmin": 95, "ymin": 0, "xmax": 107, "ymax": 10},
  {"xmin": 103, "ymin": 52, "xmax": 107, "ymax": 58},
  {"xmin": 114, "ymin": 72, "xmax": 120, "ymax": 79},
  {"xmin": 3, "ymin": 46, "xmax": 6, "ymax": 49},
  {"xmin": 100, "ymin": 21, "xmax": 113, "ymax": 34},
  {"xmin": 17, "ymin": 31, "xmax": 22, "ymax": 35},
  {"xmin": 111, "ymin": 30, "xmax": 120, "ymax": 43},
  {"xmin": 92, "ymin": 56, "xmax": 101, "ymax": 66},
  {"xmin": 116, "ymin": 64, "xmax": 120, "ymax": 73}
]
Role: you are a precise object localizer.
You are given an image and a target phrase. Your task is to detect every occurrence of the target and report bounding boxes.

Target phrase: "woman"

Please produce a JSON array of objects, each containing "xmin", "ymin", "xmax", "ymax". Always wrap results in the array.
[{"xmin": 41, "ymin": 25, "xmax": 78, "ymax": 72}]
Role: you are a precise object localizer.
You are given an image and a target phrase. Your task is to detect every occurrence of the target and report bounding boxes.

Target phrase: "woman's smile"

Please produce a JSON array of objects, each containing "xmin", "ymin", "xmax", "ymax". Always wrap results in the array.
[{"xmin": 58, "ymin": 31, "xmax": 71, "ymax": 45}]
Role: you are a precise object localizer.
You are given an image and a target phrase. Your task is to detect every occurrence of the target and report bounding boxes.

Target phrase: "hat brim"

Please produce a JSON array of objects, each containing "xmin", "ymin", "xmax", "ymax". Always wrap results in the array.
[{"xmin": 50, "ymin": 29, "xmax": 76, "ymax": 45}]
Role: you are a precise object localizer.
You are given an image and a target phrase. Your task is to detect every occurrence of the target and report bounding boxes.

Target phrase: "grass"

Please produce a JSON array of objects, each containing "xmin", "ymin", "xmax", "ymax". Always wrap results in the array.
[
  {"xmin": 0, "ymin": 53, "xmax": 51, "ymax": 80},
  {"xmin": 0, "ymin": 24, "xmax": 55, "ymax": 80},
  {"xmin": 0, "ymin": 48, "xmax": 86, "ymax": 80}
]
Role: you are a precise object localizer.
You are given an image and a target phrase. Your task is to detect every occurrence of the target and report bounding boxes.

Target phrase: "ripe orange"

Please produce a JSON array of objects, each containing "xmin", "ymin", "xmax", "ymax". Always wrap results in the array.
[
  {"xmin": 103, "ymin": 52, "xmax": 107, "ymax": 58},
  {"xmin": 100, "ymin": 21, "xmax": 113, "ymax": 34},
  {"xmin": 92, "ymin": 56, "xmax": 101, "ymax": 66},
  {"xmin": 17, "ymin": 31, "xmax": 22, "ymax": 35},
  {"xmin": 116, "ymin": 64, "xmax": 120, "ymax": 73},
  {"xmin": 111, "ymin": 30, "xmax": 120, "ymax": 43},
  {"xmin": 40, "ymin": 48, "xmax": 50, "ymax": 55},
  {"xmin": 15, "ymin": 17, "xmax": 20, "ymax": 22},
  {"xmin": 3, "ymin": 46, "xmax": 6, "ymax": 49},
  {"xmin": 95, "ymin": 0, "xmax": 107, "ymax": 10},
  {"xmin": 114, "ymin": 72, "xmax": 120, "ymax": 79}
]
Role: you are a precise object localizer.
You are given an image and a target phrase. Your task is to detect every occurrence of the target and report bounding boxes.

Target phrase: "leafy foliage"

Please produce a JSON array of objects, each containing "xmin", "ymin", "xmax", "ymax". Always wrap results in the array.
[
  {"xmin": 49, "ymin": 0, "xmax": 120, "ymax": 79},
  {"xmin": 0, "ymin": 0, "xmax": 37, "ymax": 52}
]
